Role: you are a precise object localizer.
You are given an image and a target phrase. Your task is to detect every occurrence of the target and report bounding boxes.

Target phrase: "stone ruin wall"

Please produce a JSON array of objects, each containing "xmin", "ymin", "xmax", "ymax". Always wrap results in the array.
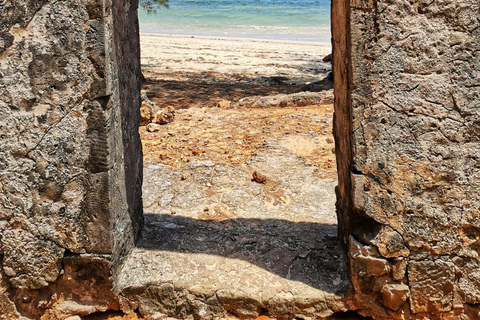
[
  {"xmin": 0, "ymin": 0, "xmax": 479, "ymax": 319},
  {"xmin": 0, "ymin": 0, "xmax": 142, "ymax": 318},
  {"xmin": 333, "ymin": 0, "xmax": 480, "ymax": 318}
]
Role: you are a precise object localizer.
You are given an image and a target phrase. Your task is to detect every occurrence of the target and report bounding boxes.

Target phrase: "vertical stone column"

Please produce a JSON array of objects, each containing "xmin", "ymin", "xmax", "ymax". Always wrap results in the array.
[
  {"xmin": 111, "ymin": 0, "xmax": 144, "ymax": 271},
  {"xmin": 334, "ymin": 0, "xmax": 480, "ymax": 318},
  {"xmin": 0, "ymin": 0, "xmax": 142, "ymax": 318}
]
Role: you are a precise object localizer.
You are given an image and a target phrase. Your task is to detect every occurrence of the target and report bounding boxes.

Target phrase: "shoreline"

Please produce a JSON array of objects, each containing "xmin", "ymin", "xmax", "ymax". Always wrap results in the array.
[
  {"xmin": 139, "ymin": 33, "xmax": 332, "ymax": 78},
  {"xmin": 139, "ymin": 32, "xmax": 333, "ymax": 113},
  {"xmin": 140, "ymin": 32, "xmax": 332, "ymax": 46}
]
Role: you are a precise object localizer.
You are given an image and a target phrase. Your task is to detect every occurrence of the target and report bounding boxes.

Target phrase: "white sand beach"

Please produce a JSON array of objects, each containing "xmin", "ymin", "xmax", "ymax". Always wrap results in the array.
[{"xmin": 140, "ymin": 33, "xmax": 332, "ymax": 82}]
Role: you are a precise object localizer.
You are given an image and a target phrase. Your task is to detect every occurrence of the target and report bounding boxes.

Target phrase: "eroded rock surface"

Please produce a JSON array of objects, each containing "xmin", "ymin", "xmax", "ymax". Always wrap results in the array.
[
  {"xmin": 2, "ymin": 0, "xmax": 479, "ymax": 318},
  {"xmin": 333, "ymin": 0, "xmax": 480, "ymax": 318},
  {"xmin": 0, "ymin": 0, "xmax": 141, "ymax": 318},
  {"xmin": 118, "ymin": 147, "xmax": 350, "ymax": 319}
]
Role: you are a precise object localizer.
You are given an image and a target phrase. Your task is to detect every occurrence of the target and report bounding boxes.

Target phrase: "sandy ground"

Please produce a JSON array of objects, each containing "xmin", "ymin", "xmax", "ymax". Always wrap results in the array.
[
  {"xmin": 123, "ymin": 34, "xmax": 351, "ymax": 320},
  {"xmin": 140, "ymin": 34, "xmax": 331, "ymax": 80},
  {"xmin": 140, "ymin": 105, "xmax": 336, "ymax": 175},
  {"xmin": 140, "ymin": 34, "xmax": 332, "ymax": 109},
  {"xmin": 140, "ymin": 33, "xmax": 335, "ymax": 175}
]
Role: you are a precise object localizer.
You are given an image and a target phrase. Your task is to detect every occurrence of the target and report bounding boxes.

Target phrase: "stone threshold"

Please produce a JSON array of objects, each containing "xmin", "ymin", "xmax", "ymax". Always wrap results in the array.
[{"xmin": 115, "ymin": 214, "xmax": 351, "ymax": 319}]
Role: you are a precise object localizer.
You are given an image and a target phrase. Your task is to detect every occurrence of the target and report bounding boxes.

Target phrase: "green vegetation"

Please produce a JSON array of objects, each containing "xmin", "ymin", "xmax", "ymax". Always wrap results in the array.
[{"xmin": 140, "ymin": 0, "xmax": 169, "ymax": 14}]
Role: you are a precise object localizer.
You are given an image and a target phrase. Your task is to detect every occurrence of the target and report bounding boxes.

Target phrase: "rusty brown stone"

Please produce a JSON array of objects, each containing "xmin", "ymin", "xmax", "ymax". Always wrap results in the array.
[
  {"xmin": 153, "ymin": 106, "xmax": 175, "ymax": 125},
  {"xmin": 140, "ymin": 100, "xmax": 154, "ymax": 126},
  {"xmin": 252, "ymin": 171, "xmax": 267, "ymax": 184},
  {"xmin": 409, "ymin": 259, "xmax": 455, "ymax": 314},
  {"xmin": 380, "ymin": 283, "xmax": 409, "ymax": 311}
]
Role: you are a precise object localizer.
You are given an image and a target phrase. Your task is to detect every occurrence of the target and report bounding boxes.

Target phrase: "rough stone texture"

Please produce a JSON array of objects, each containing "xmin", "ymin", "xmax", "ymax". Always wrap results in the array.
[
  {"xmin": 334, "ymin": 0, "xmax": 480, "ymax": 318},
  {"xmin": 0, "ymin": 262, "xmax": 20, "ymax": 320},
  {"xmin": 140, "ymin": 92, "xmax": 156, "ymax": 125},
  {"xmin": 118, "ymin": 245, "xmax": 349, "ymax": 320},
  {"xmin": 117, "ymin": 154, "xmax": 350, "ymax": 319},
  {"xmin": 1, "ymin": 0, "xmax": 105, "ymax": 286},
  {"xmin": 380, "ymin": 283, "xmax": 409, "ymax": 311},
  {"xmin": 231, "ymin": 91, "xmax": 334, "ymax": 109},
  {"xmin": 111, "ymin": 0, "xmax": 144, "ymax": 271},
  {"xmin": 1, "ymin": 0, "xmax": 479, "ymax": 318},
  {"xmin": 20, "ymin": 255, "xmax": 118, "ymax": 320},
  {"xmin": 0, "ymin": 0, "xmax": 142, "ymax": 318}
]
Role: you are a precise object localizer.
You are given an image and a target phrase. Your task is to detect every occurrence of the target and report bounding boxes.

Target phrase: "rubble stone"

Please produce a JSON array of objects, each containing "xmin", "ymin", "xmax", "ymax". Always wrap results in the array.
[
  {"xmin": 380, "ymin": 283, "xmax": 409, "ymax": 311},
  {"xmin": 153, "ymin": 106, "xmax": 175, "ymax": 125},
  {"xmin": 409, "ymin": 259, "xmax": 455, "ymax": 314},
  {"xmin": 140, "ymin": 100, "xmax": 155, "ymax": 125}
]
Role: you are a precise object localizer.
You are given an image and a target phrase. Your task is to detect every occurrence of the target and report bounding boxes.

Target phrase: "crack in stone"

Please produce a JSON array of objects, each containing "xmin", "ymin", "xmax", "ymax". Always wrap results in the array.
[{"xmin": 25, "ymin": 106, "xmax": 75, "ymax": 156}]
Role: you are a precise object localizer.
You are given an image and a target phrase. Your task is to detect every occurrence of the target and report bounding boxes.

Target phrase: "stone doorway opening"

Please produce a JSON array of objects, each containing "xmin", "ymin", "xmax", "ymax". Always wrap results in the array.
[{"xmin": 116, "ymin": 2, "xmax": 351, "ymax": 319}]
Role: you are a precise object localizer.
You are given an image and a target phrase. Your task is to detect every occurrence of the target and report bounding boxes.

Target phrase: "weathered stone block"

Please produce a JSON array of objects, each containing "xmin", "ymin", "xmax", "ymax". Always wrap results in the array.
[
  {"xmin": 349, "ymin": 236, "xmax": 390, "ymax": 293},
  {"xmin": 370, "ymin": 226, "xmax": 410, "ymax": 259},
  {"xmin": 352, "ymin": 173, "xmax": 366, "ymax": 212},
  {"xmin": 380, "ymin": 283, "xmax": 409, "ymax": 311},
  {"xmin": 2, "ymin": 229, "xmax": 64, "ymax": 289},
  {"xmin": 409, "ymin": 259, "xmax": 455, "ymax": 313},
  {"xmin": 8, "ymin": 255, "xmax": 118, "ymax": 320},
  {"xmin": 1, "ymin": 1, "xmax": 142, "ymax": 318},
  {"xmin": 392, "ymin": 258, "xmax": 407, "ymax": 282},
  {"xmin": 335, "ymin": 0, "xmax": 480, "ymax": 317},
  {"xmin": 455, "ymin": 258, "xmax": 480, "ymax": 305}
]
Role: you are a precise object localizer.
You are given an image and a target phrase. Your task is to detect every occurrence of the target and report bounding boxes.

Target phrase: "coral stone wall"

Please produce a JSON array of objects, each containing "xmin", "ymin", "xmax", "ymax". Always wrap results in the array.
[
  {"xmin": 0, "ymin": 0, "xmax": 142, "ymax": 318},
  {"xmin": 334, "ymin": 0, "xmax": 480, "ymax": 318},
  {"xmin": 1, "ymin": 0, "xmax": 479, "ymax": 318}
]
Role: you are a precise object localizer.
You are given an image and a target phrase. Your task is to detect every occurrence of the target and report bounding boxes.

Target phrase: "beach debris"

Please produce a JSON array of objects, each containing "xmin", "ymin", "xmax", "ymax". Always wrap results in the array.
[
  {"xmin": 140, "ymin": 101, "xmax": 154, "ymax": 125},
  {"xmin": 146, "ymin": 123, "xmax": 162, "ymax": 132},
  {"xmin": 140, "ymin": 90, "xmax": 175, "ymax": 126},
  {"xmin": 252, "ymin": 171, "xmax": 267, "ymax": 184},
  {"xmin": 140, "ymin": 90, "xmax": 159, "ymax": 125},
  {"xmin": 141, "ymin": 89, "xmax": 169, "ymax": 126},
  {"xmin": 322, "ymin": 53, "xmax": 332, "ymax": 62},
  {"xmin": 232, "ymin": 90, "xmax": 333, "ymax": 109},
  {"xmin": 214, "ymin": 99, "xmax": 231, "ymax": 108},
  {"xmin": 190, "ymin": 148, "xmax": 205, "ymax": 156},
  {"xmin": 153, "ymin": 106, "xmax": 175, "ymax": 124},
  {"xmin": 140, "ymin": 98, "xmax": 156, "ymax": 126}
]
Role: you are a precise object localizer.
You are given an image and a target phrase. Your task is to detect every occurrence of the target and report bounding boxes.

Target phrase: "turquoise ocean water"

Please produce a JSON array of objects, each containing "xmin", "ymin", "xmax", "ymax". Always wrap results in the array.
[{"xmin": 138, "ymin": 0, "xmax": 331, "ymax": 43}]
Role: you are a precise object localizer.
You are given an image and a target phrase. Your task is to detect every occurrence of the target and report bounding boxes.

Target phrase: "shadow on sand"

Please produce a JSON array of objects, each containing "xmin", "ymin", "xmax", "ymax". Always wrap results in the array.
[
  {"xmin": 142, "ymin": 72, "xmax": 333, "ymax": 109},
  {"xmin": 139, "ymin": 213, "xmax": 350, "ymax": 294}
]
